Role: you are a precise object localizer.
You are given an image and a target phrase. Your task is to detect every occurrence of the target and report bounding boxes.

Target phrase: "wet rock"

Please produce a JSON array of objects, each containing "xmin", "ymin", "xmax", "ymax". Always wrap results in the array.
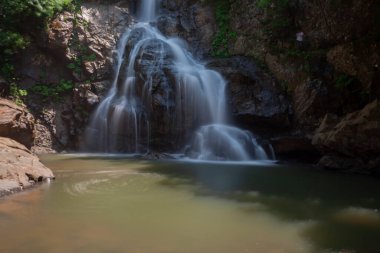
[
  {"xmin": 73, "ymin": 83, "xmax": 100, "ymax": 111},
  {"xmin": 0, "ymin": 137, "xmax": 54, "ymax": 197},
  {"xmin": 313, "ymin": 100, "xmax": 380, "ymax": 161},
  {"xmin": 209, "ymin": 57, "xmax": 291, "ymax": 131},
  {"xmin": 135, "ymin": 152, "xmax": 175, "ymax": 160},
  {"xmin": 157, "ymin": 15, "xmax": 181, "ymax": 37},
  {"xmin": 0, "ymin": 99, "xmax": 35, "ymax": 149},
  {"xmin": 92, "ymin": 80, "xmax": 111, "ymax": 99},
  {"xmin": 317, "ymin": 155, "xmax": 366, "ymax": 173},
  {"xmin": 160, "ymin": 1, "xmax": 216, "ymax": 57},
  {"xmin": 271, "ymin": 136, "xmax": 320, "ymax": 162}
]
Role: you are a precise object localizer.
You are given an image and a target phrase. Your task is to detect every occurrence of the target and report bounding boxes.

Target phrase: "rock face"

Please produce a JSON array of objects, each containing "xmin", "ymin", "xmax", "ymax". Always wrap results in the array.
[
  {"xmin": 13, "ymin": 1, "xmax": 134, "ymax": 152},
  {"xmin": 159, "ymin": 0, "xmax": 217, "ymax": 57},
  {"xmin": 0, "ymin": 99, "xmax": 35, "ymax": 149},
  {"xmin": 0, "ymin": 137, "xmax": 54, "ymax": 197},
  {"xmin": 208, "ymin": 57, "xmax": 291, "ymax": 132},
  {"xmin": 313, "ymin": 100, "xmax": 380, "ymax": 171}
]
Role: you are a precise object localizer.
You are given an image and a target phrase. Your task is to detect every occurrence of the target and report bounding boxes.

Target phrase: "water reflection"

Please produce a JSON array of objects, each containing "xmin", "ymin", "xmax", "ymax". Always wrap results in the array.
[{"xmin": 1, "ymin": 155, "xmax": 380, "ymax": 253}]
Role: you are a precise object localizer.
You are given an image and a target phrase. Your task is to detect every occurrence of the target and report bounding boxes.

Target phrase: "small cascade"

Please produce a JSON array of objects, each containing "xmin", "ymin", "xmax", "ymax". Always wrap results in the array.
[
  {"xmin": 186, "ymin": 124, "xmax": 270, "ymax": 161},
  {"xmin": 85, "ymin": 0, "xmax": 272, "ymax": 160}
]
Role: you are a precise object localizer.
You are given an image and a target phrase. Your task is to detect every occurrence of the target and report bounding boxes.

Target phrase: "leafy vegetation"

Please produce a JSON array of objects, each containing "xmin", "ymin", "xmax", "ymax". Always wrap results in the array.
[
  {"xmin": 0, "ymin": 0, "xmax": 97, "ymax": 105},
  {"xmin": 0, "ymin": 0, "xmax": 74, "ymax": 103},
  {"xmin": 0, "ymin": 0, "xmax": 73, "ymax": 60},
  {"xmin": 9, "ymin": 83, "xmax": 28, "ymax": 105},
  {"xmin": 212, "ymin": 0, "xmax": 237, "ymax": 57},
  {"xmin": 31, "ymin": 79, "xmax": 74, "ymax": 102}
]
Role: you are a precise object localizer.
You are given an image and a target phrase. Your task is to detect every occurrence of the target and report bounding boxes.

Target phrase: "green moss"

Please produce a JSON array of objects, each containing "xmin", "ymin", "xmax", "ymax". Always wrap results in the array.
[{"xmin": 212, "ymin": 0, "xmax": 237, "ymax": 57}]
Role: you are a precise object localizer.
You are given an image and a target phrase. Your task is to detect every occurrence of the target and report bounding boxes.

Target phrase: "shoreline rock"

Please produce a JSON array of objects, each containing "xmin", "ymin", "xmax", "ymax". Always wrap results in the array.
[
  {"xmin": 0, "ymin": 98, "xmax": 35, "ymax": 149},
  {"xmin": 0, "ymin": 137, "xmax": 55, "ymax": 198}
]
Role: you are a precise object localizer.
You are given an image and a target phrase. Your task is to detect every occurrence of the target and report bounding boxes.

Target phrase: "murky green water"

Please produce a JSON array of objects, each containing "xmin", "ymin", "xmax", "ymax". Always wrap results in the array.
[{"xmin": 1, "ymin": 155, "xmax": 380, "ymax": 253}]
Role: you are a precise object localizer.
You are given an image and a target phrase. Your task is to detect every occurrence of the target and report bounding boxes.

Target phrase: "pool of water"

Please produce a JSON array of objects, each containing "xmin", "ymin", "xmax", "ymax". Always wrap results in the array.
[{"xmin": 1, "ymin": 155, "xmax": 380, "ymax": 253}]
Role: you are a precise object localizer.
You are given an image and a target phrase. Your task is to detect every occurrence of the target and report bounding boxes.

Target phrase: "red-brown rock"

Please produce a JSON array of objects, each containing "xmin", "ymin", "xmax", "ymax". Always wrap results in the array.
[
  {"xmin": 0, "ymin": 99, "xmax": 35, "ymax": 149},
  {"xmin": 0, "ymin": 137, "xmax": 54, "ymax": 197},
  {"xmin": 313, "ymin": 100, "xmax": 380, "ymax": 160}
]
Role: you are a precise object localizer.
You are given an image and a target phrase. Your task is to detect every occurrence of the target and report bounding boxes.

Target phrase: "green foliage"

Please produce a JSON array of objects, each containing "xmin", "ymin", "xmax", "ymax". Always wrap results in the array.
[
  {"xmin": 0, "ymin": 31, "xmax": 29, "ymax": 56},
  {"xmin": 65, "ymin": 2, "xmax": 97, "ymax": 80},
  {"xmin": 9, "ymin": 83, "xmax": 28, "ymax": 105},
  {"xmin": 212, "ymin": 0, "xmax": 237, "ymax": 57},
  {"xmin": 0, "ymin": 0, "xmax": 73, "ymax": 80},
  {"xmin": 31, "ymin": 79, "xmax": 74, "ymax": 102},
  {"xmin": 0, "ymin": 0, "xmax": 73, "ymax": 52}
]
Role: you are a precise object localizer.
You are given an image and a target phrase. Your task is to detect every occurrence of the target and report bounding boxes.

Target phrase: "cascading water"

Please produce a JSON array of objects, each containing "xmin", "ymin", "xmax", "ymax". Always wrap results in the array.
[{"xmin": 85, "ymin": 0, "xmax": 273, "ymax": 161}]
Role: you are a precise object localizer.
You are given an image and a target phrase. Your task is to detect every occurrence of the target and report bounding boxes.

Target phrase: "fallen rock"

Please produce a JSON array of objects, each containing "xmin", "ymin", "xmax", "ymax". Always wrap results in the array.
[
  {"xmin": 0, "ymin": 99, "xmax": 35, "ymax": 149},
  {"xmin": 313, "ymin": 100, "xmax": 380, "ymax": 169},
  {"xmin": 0, "ymin": 137, "xmax": 54, "ymax": 197}
]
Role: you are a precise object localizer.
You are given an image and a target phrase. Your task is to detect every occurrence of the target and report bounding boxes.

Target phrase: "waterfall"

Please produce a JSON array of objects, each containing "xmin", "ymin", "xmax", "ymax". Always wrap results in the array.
[
  {"xmin": 84, "ymin": 0, "xmax": 272, "ymax": 161},
  {"xmin": 139, "ymin": 0, "xmax": 156, "ymax": 22}
]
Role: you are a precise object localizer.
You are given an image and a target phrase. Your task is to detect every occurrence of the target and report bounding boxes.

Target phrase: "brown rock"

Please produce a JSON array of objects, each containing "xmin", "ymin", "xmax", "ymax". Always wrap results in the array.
[
  {"xmin": 0, "ymin": 99, "xmax": 35, "ymax": 149},
  {"xmin": 313, "ymin": 100, "xmax": 380, "ymax": 160},
  {"xmin": 293, "ymin": 79, "xmax": 338, "ymax": 130},
  {"xmin": 327, "ymin": 42, "xmax": 380, "ymax": 88},
  {"xmin": 0, "ymin": 137, "xmax": 54, "ymax": 197},
  {"xmin": 47, "ymin": 2, "xmax": 131, "ymax": 82}
]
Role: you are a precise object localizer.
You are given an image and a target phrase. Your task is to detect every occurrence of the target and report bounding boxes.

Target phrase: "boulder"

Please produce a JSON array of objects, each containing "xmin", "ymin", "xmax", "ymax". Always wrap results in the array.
[
  {"xmin": 0, "ymin": 99, "xmax": 35, "ymax": 149},
  {"xmin": 0, "ymin": 137, "xmax": 54, "ymax": 197},
  {"xmin": 313, "ymin": 99, "xmax": 380, "ymax": 162}
]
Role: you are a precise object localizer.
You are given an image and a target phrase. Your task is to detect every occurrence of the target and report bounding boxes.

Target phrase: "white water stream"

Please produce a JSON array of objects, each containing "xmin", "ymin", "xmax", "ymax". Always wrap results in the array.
[{"xmin": 85, "ymin": 0, "xmax": 272, "ymax": 161}]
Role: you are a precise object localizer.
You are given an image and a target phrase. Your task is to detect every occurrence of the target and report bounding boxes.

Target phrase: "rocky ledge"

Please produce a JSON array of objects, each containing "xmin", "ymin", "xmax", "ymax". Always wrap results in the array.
[
  {"xmin": 313, "ymin": 99, "xmax": 380, "ymax": 173},
  {"xmin": 0, "ymin": 137, "xmax": 54, "ymax": 197}
]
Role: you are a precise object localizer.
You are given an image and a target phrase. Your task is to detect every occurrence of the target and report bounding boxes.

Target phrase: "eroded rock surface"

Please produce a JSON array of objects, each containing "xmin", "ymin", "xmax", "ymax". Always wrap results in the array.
[
  {"xmin": 0, "ymin": 99, "xmax": 35, "ymax": 149},
  {"xmin": 0, "ymin": 137, "xmax": 54, "ymax": 197},
  {"xmin": 313, "ymin": 100, "xmax": 380, "ymax": 171},
  {"xmin": 209, "ymin": 57, "xmax": 291, "ymax": 132}
]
